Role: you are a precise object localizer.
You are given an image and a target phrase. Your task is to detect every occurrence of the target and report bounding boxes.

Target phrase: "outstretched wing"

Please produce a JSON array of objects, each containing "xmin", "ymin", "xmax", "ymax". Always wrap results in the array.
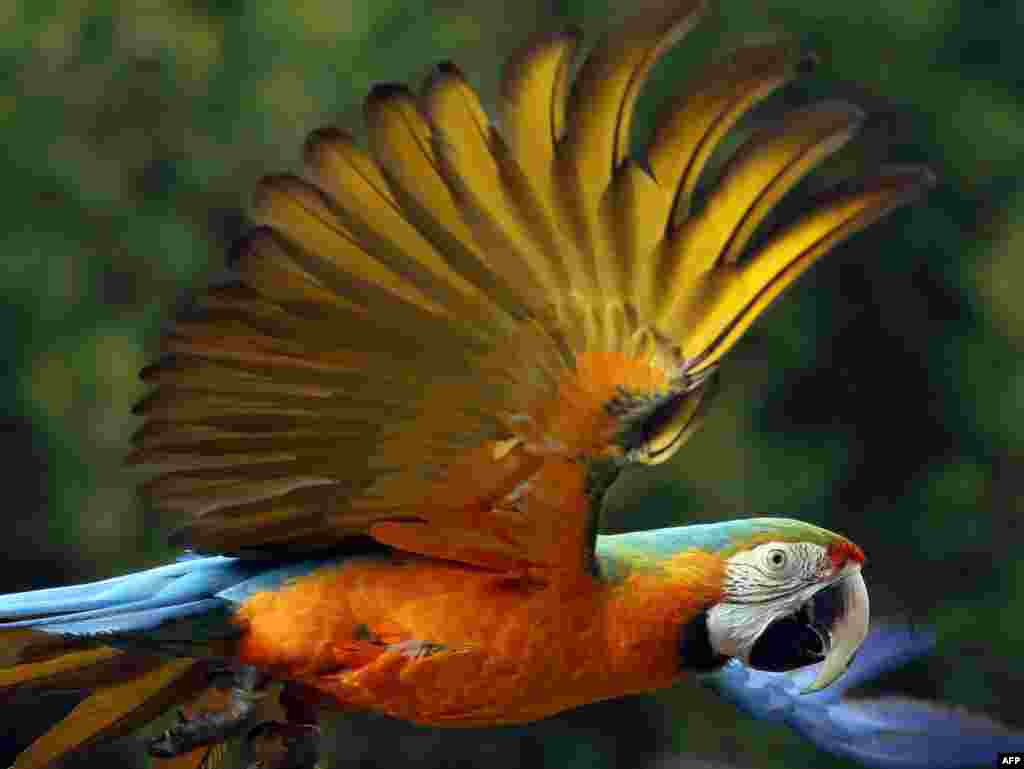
[
  {"xmin": 131, "ymin": 0, "xmax": 932, "ymax": 572},
  {"xmin": 703, "ymin": 622, "xmax": 1024, "ymax": 769}
]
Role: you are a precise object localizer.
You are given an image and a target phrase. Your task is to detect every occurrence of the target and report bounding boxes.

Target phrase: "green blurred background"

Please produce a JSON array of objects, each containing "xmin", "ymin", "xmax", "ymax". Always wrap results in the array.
[{"xmin": 1, "ymin": 0, "xmax": 1021, "ymax": 767}]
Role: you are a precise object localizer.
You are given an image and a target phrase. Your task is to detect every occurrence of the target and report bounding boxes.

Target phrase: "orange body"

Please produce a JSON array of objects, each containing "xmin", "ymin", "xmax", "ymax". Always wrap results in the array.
[
  {"xmin": 236, "ymin": 545, "xmax": 725, "ymax": 726},
  {"xmin": 233, "ymin": 352, "xmax": 725, "ymax": 726}
]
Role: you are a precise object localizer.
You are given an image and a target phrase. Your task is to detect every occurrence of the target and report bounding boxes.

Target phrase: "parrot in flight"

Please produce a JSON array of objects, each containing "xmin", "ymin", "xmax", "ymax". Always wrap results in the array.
[{"xmin": 3, "ymin": 1, "xmax": 1014, "ymax": 768}]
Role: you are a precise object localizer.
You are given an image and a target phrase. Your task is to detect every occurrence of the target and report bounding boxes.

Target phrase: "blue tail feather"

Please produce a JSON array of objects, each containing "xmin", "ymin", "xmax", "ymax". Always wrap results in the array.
[
  {"xmin": 1, "ymin": 598, "xmax": 227, "ymax": 637},
  {"xmin": 0, "ymin": 555, "xmax": 336, "ymax": 648},
  {"xmin": 0, "ymin": 557, "xmax": 253, "ymax": 621}
]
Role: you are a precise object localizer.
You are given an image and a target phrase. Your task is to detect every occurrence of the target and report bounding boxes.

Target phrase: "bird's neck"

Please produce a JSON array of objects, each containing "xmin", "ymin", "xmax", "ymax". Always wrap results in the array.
[{"xmin": 592, "ymin": 546, "xmax": 727, "ymax": 686}]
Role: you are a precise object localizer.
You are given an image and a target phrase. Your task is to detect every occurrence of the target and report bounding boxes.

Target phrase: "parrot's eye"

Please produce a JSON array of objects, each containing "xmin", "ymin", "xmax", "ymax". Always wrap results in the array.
[{"xmin": 761, "ymin": 547, "xmax": 789, "ymax": 574}]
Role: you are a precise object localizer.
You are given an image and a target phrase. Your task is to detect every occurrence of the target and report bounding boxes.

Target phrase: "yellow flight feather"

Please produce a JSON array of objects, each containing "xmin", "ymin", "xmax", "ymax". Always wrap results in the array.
[
  {"xmin": 11, "ymin": 658, "xmax": 205, "ymax": 769},
  {"xmin": 657, "ymin": 100, "xmax": 864, "ymax": 332},
  {"xmin": 0, "ymin": 630, "xmax": 95, "ymax": 668},
  {"xmin": 302, "ymin": 126, "xmax": 492, "ymax": 316},
  {"xmin": 425, "ymin": 62, "xmax": 565, "ymax": 301},
  {"xmin": 500, "ymin": 27, "xmax": 579, "ymax": 169},
  {"xmin": 682, "ymin": 166, "xmax": 936, "ymax": 369},
  {"xmin": 0, "ymin": 647, "xmax": 123, "ymax": 691},
  {"xmin": 252, "ymin": 174, "xmax": 458, "ymax": 318},
  {"xmin": 649, "ymin": 41, "xmax": 809, "ymax": 226},
  {"xmin": 499, "ymin": 27, "xmax": 581, "ymax": 287},
  {"xmin": 560, "ymin": 0, "xmax": 707, "ymax": 293},
  {"xmin": 621, "ymin": 41, "xmax": 806, "ymax": 314},
  {"xmin": 363, "ymin": 84, "xmax": 537, "ymax": 323}
]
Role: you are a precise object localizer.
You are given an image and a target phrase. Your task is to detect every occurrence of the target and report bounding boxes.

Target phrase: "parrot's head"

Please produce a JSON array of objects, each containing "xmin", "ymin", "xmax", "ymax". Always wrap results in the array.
[
  {"xmin": 699, "ymin": 517, "xmax": 868, "ymax": 692},
  {"xmin": 607, "ymin": 518, "xmax": 868, "ymax": 692}
]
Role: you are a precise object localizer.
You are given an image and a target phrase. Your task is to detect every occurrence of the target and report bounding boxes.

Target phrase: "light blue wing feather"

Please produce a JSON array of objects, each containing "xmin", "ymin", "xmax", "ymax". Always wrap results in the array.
[{"xmin": 703, "ymin": 622, "xmax": 1024, "ymax": 769}]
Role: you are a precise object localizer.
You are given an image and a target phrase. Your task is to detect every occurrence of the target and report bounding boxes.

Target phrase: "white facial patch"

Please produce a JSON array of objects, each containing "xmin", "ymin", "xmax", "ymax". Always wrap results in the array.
[{"xmin": 706, "ymin": 542, "xmax": 832, "ymax": 659}]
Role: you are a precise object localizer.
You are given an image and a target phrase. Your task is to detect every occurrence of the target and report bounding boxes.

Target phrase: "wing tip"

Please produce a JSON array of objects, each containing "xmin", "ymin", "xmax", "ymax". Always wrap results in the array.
[
  {"xmin": 302, "ymin": 124, "xmax": 354, "ymax": 168},
  {"xmin": 421, "ymin": 59, "xmax": 474, "ymax": 110},
  {"xmin": 498, "ymin": 22, "xmax": 583, "ymax": 100},
  {"xmin": 364, "ymin": 81, "xmax": 417, "ymax": 117},
  {"xmin": 828, "ymin": 163, "xmax": 937, "ymax": 210}
]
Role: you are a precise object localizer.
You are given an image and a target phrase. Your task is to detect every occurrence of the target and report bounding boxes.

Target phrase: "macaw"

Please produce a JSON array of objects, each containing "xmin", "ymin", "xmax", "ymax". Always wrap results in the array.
[{"xmin": 4, "ymin": 2, "xmax": 1010, "ymax": 768}]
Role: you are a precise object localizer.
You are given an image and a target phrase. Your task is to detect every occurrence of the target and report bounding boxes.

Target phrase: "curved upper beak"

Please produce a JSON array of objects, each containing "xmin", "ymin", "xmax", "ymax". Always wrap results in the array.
[{"xmin": 801, "ymin": 569, "xmax": 870, "ymax": 693}]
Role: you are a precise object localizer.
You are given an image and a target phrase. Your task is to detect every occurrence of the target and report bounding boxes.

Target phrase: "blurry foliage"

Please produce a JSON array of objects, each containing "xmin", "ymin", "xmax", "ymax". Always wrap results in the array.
[{"xmin": 1, "ymin": 0, "xmax": 1021, "ymax": 767}]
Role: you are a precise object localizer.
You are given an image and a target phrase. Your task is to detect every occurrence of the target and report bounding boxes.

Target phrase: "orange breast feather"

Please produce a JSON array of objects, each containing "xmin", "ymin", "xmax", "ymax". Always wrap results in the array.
[{"xmin": 235, "ymin": 544, "xmax": 725, "ymax": 726}]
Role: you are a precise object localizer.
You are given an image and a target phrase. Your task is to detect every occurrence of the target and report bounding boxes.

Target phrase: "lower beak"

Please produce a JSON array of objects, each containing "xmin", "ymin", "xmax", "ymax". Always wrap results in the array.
[{"xmin": 802, "ymin": 569, "xmax": 870, "ymax": 693}]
